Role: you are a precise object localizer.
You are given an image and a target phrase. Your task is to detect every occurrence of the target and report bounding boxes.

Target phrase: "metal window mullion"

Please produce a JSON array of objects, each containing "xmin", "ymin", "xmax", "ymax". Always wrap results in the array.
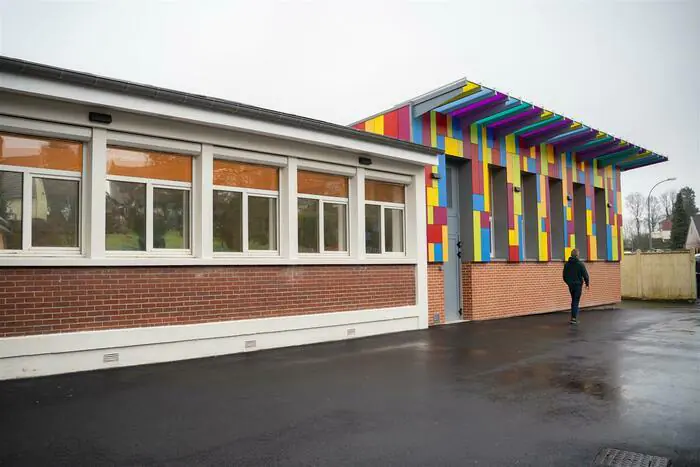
[
  {"xmin": 380, "ymin": 205, "xmax": 386, "ymax": 254},
  {"xmin": 21, "ymin": 172, "xmax": 32, "ymax": 251},
  {"xmin": 319, "ymin": 199, "xmax": 325, "ymax": 254},
  {"xmin": 242, "ymin": 191, "xmax": 249, "ymax": 254},
  {"xmin": 146, "ymin": 183, "xmax": 154, "ymax": 252}
]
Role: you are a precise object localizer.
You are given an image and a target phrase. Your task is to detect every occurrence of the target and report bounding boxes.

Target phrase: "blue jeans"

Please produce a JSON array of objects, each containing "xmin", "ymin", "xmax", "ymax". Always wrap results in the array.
[{"xmin": 569, "ymin": 284, "xmax": 582, "ymax": 320}]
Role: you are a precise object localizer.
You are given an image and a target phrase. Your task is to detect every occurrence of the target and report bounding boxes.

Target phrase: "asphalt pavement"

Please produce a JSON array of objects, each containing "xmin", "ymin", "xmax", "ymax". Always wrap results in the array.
[{"xmin": 1, "ymin": 301, "xmax": 699, "ymax": 466}]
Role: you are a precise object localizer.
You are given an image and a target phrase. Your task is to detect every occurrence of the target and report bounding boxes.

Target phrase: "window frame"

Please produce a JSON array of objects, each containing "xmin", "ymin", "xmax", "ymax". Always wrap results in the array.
[
  {"xmin": 212, "ymin": 183, "xmax": 280, "ymax": 256},
  {"xmin": 105, "ymin": 173, "xmax": 193, "ymax": 256},
  {"xmin": 297, "ymin": 192, "xmax": 350, "ymax": 256},
  {"xmin": 0, "ymin": 163, "xmax": 82, "ymax": 256},
  {"xmin": 365, "ymin": 199, "xmax": 406, "ymax": 256}
]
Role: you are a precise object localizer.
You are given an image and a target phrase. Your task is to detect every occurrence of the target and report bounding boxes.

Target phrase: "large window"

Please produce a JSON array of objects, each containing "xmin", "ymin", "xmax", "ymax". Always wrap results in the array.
[
  {"xmin": 212, "ymin": 159, "xmax": 278, "ymax": 254},
  {"xmin": 105, "ymin": 147, "xmax": 192, "ymax": 252},
  {"xmin": 298, "ymin": 170, "xmax": 348, "ymax": 254},
  {"xmin": 365, "ymin": 179, "xmax": 405, "ymax": 254},
  {"xmin": 0, "ymin": 133, "xmax": 82, "ymax": 252}
]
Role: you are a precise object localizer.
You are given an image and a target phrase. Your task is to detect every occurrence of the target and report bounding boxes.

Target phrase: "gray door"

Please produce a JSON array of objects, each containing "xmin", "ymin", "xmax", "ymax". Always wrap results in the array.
[{"xmin": 444, "ymin": 165, "xmax": 461, "ymax": 322}]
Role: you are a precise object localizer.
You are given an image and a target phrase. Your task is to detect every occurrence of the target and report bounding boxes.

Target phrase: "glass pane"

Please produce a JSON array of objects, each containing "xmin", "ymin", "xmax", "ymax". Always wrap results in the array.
[
  {"xmin": 107, "ymin": 147, "xmax": 192, "ymax": 182},
  {"xmin": 298, "ymin": 198, "xmax": 319, "ymax": 253},
  {"xmin": 384, "ymin": 208, "xmax": 404, "ymax": 253},
  {"xmin": 365, "ymin": 180, "xmax": 405, "ymax": 203},
  {"xmin": 0, "ymin": 171, "xmax": 23, "ymax": 250},
  {"xmin": 324, "ymin": 202, "xmax": 347, "ymax": 252},
  {"xmin": 106, "ymin": 181, "xmax": 146, "ymax": 251},
  {"xmin": 153, "ymin": 187, "xmax": 190, "ymax": 249},
  {"xmin": 214, "ymin": 159, "xmax": 279, "ymax": 190},
  {"xmin": 1, "ymin": 133, "xmax": 82, "ymax": 172},
  {"xmin": 212, "ymin": 190, "xmax": 242, "ymax": 252},
  {"xmin": 248, "ymin": 196, "xmax": 277, "ymax": 251},
  {"xmin": 32, "ymin": 177, "xmax": 79, "ymax": 247},
  {"xmin": 297, "ymin": 171, "xmax": 348, "ymax": 197},
  {"xmin": 365, "ymin": 204, "xmax": 381, "ymax": 254}
]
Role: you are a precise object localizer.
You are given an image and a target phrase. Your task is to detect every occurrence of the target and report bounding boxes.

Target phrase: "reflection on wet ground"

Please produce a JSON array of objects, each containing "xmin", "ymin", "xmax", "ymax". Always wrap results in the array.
[{"xmin": 1, "ymin": 301, "xmax": 699, "ymax": 466}]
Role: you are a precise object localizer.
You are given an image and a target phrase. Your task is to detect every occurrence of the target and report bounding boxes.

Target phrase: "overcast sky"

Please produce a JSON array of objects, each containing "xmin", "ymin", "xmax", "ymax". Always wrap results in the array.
[{"xmin": 1, "ymin": 0, "xmax": 698, "ymax": 207}]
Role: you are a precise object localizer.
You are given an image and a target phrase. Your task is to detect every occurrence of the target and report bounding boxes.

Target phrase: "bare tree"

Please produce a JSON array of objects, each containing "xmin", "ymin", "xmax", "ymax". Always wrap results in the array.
[
  {"xmin": 647, "ymin": 195, "xmax": 663, "ymax": 235},
  {"xmin": 625, "ymin": 192, "xmax": 645, "ymax": 250},
  {"xmin": 659, "ymin": 190, "xmax": 677, "ymax": 219}
]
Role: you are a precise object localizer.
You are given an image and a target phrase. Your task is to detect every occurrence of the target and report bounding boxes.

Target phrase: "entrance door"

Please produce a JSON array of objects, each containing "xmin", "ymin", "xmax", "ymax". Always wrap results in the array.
[{"xmin": 444, "ymin": 164, "xmax": 461, "ymax": 322}]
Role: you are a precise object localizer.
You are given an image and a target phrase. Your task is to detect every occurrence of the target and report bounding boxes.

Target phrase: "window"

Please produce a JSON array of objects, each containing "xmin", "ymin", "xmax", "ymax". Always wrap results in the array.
[
  {"xmin": 548, "ymin": 178, "xmax": 565, "ymax": 260},
  {"xmin": 521, "ymin": 172, "xmax": 539, "ymax": 260},
  {"xmin": 0, "ymin": 133, "xmax": 82, "ymax": 252},
  {"xmin": 105, "ymin": 147, "xmax": 192, "ymax": 252},
  {"xmin": 489, "ymin": 166, "xmax": 508, "ymax": 259},
  {"xmin": 365, "ymin": 179, "xmax": 405, "ymax": 254},
  {"xmin": 212, "ymin": 159, "xmax": 278, "ymax": 254},
  {"xmin": 595, "ymin": 187, "xmax": 608, "ymax": 260},
  {"xmin": 572, "ymin": 182, "xmax": 588, "ymax": 259},
  {"xmin": 298, "ymin": 170, "xmax": 348, "ymax": 254}
]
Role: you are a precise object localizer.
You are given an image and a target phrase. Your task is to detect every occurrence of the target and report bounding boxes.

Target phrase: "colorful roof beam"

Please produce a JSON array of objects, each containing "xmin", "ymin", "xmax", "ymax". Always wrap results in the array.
[
  {"xmin": 489, "ymin": 107, "xmax": 543, "ymax": 137},
  {"xmin": 519, "ymin": 119, "xmax": 573, "ymax": 147},
  {"xmin": 512, "ymin": 113, "xmax": 562, "ymax": 137},
  {"xmin": 411, "ymin": 79, "xmax": 477, "ymax": 117},
  {"xmin": 619, "ymin": 154, "xmax": 667, "ymax": 171},
  {"xmin": 597, "ymin": 147, "xmax": 644, "ymax": 167},
  {"xmin": 472, "ymin": 103, "xmax": 533, "ymax": 127},
  {"xmin": 551, "ymin": 129, "xmax": 598, "ymax": 153},
  {"xmin": 450, "ymin": 92, "xmax": 508, "ymax": 118},
  {"xmin": 576, "ymin": 140, "xmax": 623, "ymax": 161},
  {"xmin": 433, "ymin": 88, "xmax": 493, "ymax": 114},
  {"xmin": 570, "ymin": 135, "xmax": 614, "ymax": 153}
]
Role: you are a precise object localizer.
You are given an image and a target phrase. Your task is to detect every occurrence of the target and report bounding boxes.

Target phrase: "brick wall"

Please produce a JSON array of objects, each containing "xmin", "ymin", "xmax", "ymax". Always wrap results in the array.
[
  {"xmin": 0, "ymin": 265, "xmax": 416, "ymax": 337},
  {"xmin": 427, "ymin": 263, "xmax": 444, "ymax": 325},
  {"xmin": 461, "ymin": 261, "xmax": 620, "ymax": 321}
]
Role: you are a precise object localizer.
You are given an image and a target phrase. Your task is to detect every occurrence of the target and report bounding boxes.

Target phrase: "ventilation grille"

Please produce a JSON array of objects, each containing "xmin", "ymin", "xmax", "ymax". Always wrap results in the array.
[
  {"xmin": 593, "ymin": 448, "xmax": 670, "ymax": 466},
  {"xmin": 103, "ymin": 353, "xmax": 119, "ymax": 363},
  {"xmin": 347, "ymin": 328, "xmax": 356, "ymax": 337},
  {"xmin": 244, "ymin": 340, "xmax": 257, "ymax": 349}
]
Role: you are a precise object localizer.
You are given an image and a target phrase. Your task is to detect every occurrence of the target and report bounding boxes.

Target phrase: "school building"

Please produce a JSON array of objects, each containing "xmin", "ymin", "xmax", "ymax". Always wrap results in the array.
[
  {"xmin": 0, "ymin": 57, "xmax": 438, "ymax": 379},
  {"xmin": 352, "ymin": 79, "xmax": 665, "ymax": 324}
]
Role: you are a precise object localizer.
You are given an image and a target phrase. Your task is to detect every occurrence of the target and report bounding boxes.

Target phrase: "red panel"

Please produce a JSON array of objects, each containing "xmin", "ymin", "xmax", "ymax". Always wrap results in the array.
[
  {"xmin": 384, "ymin": 110, "xmax": 399, "ymax": 139},
  {"xmin": 422, "ymin": 114, "xmax": 431, "ymax": 147},
  {"xmin": 435, "ymin": 112, "xmax": 447, "ymax": 136},
  {"xmin": 353, "ymin": 122, "xmax": 365, "ymax": 131},
  {"xmin": 397, "ymin": 106, "xmax": 411, "ymax": 142},
  {"xmin": 433, "ymin": 206, "xmax": 447, "ymax": 225},
  {"xmin": 472, "ymin": 160, "xmax": 483, "ymax": 195},
  {"xmin": 427, "ymin": 224, "xmax": 443, "ymax": 243},
  {"xmin": 425, "ymin": 166, "xmax": 433, "ymax": 187},
  {"xmin": 481, "ymin": 211, "xmax": 491, "ymax": 227},
  {"xmin": 468, "ymin": 140, "xmax": 479, "ymax": 160},
  {"xmin": 509, "ymin": 246, "xmax": 520, "ymax": 262},
  {"xmin": 492, "ymin": 147, "xmax": 501, "ymax": 167}
]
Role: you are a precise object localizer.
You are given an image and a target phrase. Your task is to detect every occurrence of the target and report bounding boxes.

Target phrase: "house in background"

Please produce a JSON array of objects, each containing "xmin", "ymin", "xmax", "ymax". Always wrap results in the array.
[
  {"xmin": 687, "ymin": 215, "xmax": 700, "ymax": 253},
  {"xmin": 651, "ymin": 217, "xmax": 672, "ymax": 242},
  {"xmin": 352, "ymin": 78, "xmax": 666, "ymax": 323}
]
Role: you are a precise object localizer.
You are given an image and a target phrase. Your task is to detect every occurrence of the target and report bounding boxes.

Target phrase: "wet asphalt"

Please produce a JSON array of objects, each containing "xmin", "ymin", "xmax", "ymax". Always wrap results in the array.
[{"xmin": 1, "ymin": 301, "xmax": 699, "ymax": 466}]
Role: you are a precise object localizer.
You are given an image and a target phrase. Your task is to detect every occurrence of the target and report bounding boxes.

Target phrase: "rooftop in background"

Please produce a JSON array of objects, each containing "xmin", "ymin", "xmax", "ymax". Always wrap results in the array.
[
  {"xmin": 354, "ymin": 78, "xmax": 666, "ymax": 171},
  {"xmin": 0, "ymin": 56, "xmax": 440, "ymax": 158}
]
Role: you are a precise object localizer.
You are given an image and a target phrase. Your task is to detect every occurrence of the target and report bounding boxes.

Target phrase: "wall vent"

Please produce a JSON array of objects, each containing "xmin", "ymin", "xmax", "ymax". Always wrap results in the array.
[
  {"xmin": 347, "ymin": 328, "xmax": 356, "ymax": 337},
  {"xmin": 244, "ymin": 340, "xmax": 257, "ymax": 349},
  {"xmin": 103, "ymin": 353, "xmax": 119, "ymax": 363}
]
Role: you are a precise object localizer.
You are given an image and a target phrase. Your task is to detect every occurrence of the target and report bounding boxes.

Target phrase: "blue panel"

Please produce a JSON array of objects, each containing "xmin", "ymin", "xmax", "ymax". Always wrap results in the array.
[
  {"xmin": 607, "ymin": 225, "xmax": 613, "ymax": 260},
  {"xmin": 437, "ymin": 135, "xmax": 445, "ymax": 150},
  {"xmin": 437, "ymin": 154, "xmax": 447, "ymax": 207},
  {"xmin": 541, "ymin": 218, "xmax": 546, "ymax": 232},
  {"xmin": 536, "ymin": 175, "xmax": 541, "ymax": 202},
  {"xmin": 528, "ymin": 157, "xmax": 536, "ymax": 173},
  {"xmin": 412, "ymin": 118, "xmax": 423, "ymax": 145},
  {"xmin": 499, "ymin": 136, "xmax": 506, "ymax": 162},
  {"xmin": 477, "ymin": 126, "xmax": 484, "ymax": 161},
  {"xmin": 473, "ymin": 194, "xmax": 485, "ymax": 212},
  {"xmin": 434, "ymin": 242, "xmax": 443, "ymax": 263},
  {"xmin": 566, "ymin": 152, "xmax": 573, "ymax": 167},
  {"xmin": 481, "ymin": 228, "xmax": 491, "ymax": 262},
  {"xmin": 586, "ymin": 197, "xmax": 591, "ymax": 210},
  {"xmin": 434, "ymin": 89, "xmax": 493, "ymax": 114},
  {"xmin": 452, "ymin": 117, "xmax": 462, "ymax": 140}
]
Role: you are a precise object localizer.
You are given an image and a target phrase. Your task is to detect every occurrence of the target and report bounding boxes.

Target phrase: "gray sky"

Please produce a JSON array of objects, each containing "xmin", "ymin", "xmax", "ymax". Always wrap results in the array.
[{"xmin": 1, "ymin": 0, "xmax": 698, "ymax": 207}]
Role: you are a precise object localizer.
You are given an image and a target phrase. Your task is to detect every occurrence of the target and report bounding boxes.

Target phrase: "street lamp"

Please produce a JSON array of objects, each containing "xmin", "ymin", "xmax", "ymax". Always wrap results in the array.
[{"xmin": 648, "ymin": 177, "xmax": 676, "ymax": 250}]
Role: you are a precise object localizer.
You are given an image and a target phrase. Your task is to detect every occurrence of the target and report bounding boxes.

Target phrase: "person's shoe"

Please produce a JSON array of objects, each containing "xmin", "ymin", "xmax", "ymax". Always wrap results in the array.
[{"xmin": 569, "ymin": 318, "xmax": 578, "ymax": 325}]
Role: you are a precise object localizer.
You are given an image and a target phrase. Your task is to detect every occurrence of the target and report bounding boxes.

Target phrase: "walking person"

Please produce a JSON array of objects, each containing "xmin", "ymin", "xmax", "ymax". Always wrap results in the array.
[{"xmin": 563, "ymin": 248, "xmax": 589, "ymax": 324}]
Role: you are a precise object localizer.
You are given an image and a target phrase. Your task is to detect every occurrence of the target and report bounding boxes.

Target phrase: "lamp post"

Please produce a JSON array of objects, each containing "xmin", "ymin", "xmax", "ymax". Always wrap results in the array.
[{"xmin": 647, "ymin": 177, "xmax": 676, "ymax": 251}]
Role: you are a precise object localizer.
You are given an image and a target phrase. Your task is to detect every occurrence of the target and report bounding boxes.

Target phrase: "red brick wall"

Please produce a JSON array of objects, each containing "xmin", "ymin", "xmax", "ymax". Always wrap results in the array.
[
  {"xmin": 427, "ymin": 263, "xmax": 444, "ymax": 325},
  {"xmin": 0, "ymin": 265, "xmax": 416, "ymax": 337},
  {"xmin": 461, "ymin": 261, "xmax": 620, "ymax": 320}
]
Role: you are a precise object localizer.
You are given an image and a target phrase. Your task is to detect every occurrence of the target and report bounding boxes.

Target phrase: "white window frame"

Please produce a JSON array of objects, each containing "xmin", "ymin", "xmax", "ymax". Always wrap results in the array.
[
  {"xmin": 365, "ymin": 200, "xmax": 406, "ymax": 256},
  {"xmin": 297, "ymin": 193, "xmax": 350, "ymax": 256},
  {"xmin": 212, "ymin": 184, "xmax": 280, "ymax": 256},
  {"xmin": 105, "ymin": 173, "xmax": 193, "ymax": 256}
]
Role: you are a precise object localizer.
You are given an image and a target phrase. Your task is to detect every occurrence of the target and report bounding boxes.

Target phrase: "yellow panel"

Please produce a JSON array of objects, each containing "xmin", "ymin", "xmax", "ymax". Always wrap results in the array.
[
  {"xmin": 428, "ymin": 243, "xmax": 435, "ymax": 262},
  {"xmin": 541, "ymin": 111, "xmax": 553, "ymax": 119},
  {"xmin": 539, "ymin": 233, "xmax": 548, "ymax": 261},
  {"xmin": 426, "ymin": 186, "xmax": 438, "ymax": 206},
  {"xmin": 470, "ymin": 124, "xmax": 478, "ymax": 144},
  {"xmin": 463, "ymin": 82, "xmax": 480, "ymax": 94},
  {"xmin": 541, "ymin": 153, "xmax": 549, "ymax": 176},
  {"xmin": 513, "ymin": 152, "xmax": 521, "ymax": 175},
  {"xmin": 567, "ymin": 207, "xmax": 572, "ymax": 221},
  {"xmin": 481, "ymin": 127, "xmax": 490, "ymax": 163},
  {"xmin": 430, "ymin": 112, "xmax": 437, "ymax": 147},
  {"xmin": 427, "ymin": 205, "xmax": 434, "ymax": 224},
  {"xmin": 565, "ymin": 247, "xmax": 572, "ymax": 259},
  {"xmin": 446, "ymin": 115, "xmax": 453, "ymax": 138},
  {"xmin": 442, "ymin": 225, "xmax": 449, "ymax": 258},
  {"xmin": 547, "ymin": 145, "xmax": 555, "ymax": 164},
  {"xmin": 612, "ymin": 236, "xmax": 619, "ymax": 261},
  {"xmin": 374, "ymin": 115, "xmax": 385, "ymax": 135},
  {"xmin": 586, "ymin": 211, "xmax": 593, "ymax": 235},
  {"xmin": 589, "ymin": 237, "xmax": 597, "ymax": 261},
  {"xmin": 509, "ymin": 228, "xmax": 518, "ymax": 246},
  {"xmin": 473, "ymin": 211, "xmax": 482, "ymax": 260},
  {"xmin": 571, "ymin": 122, "xmax": 582, "ymax": 130},
  {"xmin": 570, "ymin": 234, "xmax": 576, "ymax": 248},
  {"xmin": 365, "ymin": 119, "xmax": 375, "ymax": 134},
  {"xmin": 514, "ymin": 193, "xmax": 522, "ymax": 216},
  {"xmin": 506, "ymin": 134, "xmax": 516, "ymax": 154},
  {"xmin": 530, "ymin": 147, "xmax": 536, "ymax": 158},
  {"xmin": 444, "ymin": 137, "xmax": 463, "ymax": 157},
  {"xmin": 483, "ymin": 168, "xmax": 490, "ymax": 213}
]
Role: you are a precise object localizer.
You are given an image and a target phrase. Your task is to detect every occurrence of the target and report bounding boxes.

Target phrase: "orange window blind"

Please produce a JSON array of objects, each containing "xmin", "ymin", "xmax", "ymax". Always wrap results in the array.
[
  {"xmin": 213, "ymin": 159, "xmax": 279, "ymax": 190},
  {"xmin": 0, "ymin": 133, "xmax": 83, "ymax": 172},
  {"xmin": 365, "ymin": 180, "xmax": 405, "ymax": 203},
  {"xmin": 107, "ymin": 147, "xmax": 192, "ymax": 182},
  {"xmin": 298, "ymin": 170, "xmax": 348, "ymax": 198}
]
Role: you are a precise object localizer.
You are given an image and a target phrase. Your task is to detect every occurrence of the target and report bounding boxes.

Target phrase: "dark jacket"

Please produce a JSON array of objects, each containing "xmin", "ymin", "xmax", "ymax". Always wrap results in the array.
[{"xmin": 563, "ymin": 256, "xmax": 589, "ymax": 287}]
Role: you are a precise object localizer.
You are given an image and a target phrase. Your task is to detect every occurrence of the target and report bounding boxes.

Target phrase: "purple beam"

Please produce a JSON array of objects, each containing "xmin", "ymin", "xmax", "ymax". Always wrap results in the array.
[
  {"xmin": 451, "ymin": 93, "xmax": 506, "ymax": 118},
  {"xmin": 489, "ymin": 107, "xmax": 541, "ymax": 130},
  {"xmin": 492, "ymin": 111, "xmax": 543, "ymax": 138},
  {"xmin": 519, "ymin": 119, "xmax": 572, "ymax": 147},
  {"xmin": 577, "ymin": 141, "xmax": 622, "ymax": 160},
  {"xmin": 459, "ymin": 100, "xmax": 518, "ymax": 126},
  {"xmin": 553, "ymin": 131, "xmax": 598, "ymax": 153}
]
